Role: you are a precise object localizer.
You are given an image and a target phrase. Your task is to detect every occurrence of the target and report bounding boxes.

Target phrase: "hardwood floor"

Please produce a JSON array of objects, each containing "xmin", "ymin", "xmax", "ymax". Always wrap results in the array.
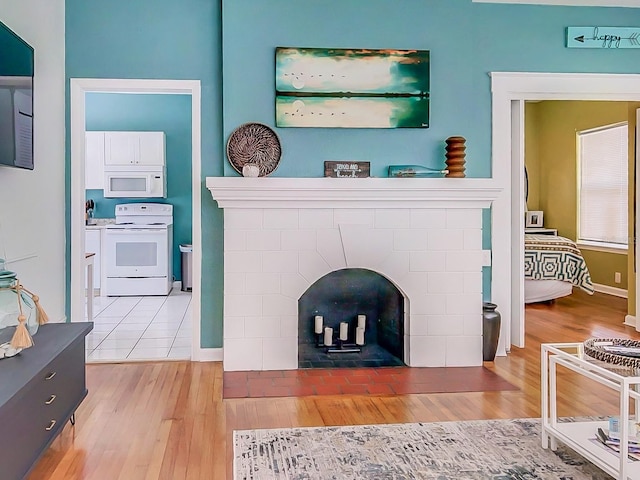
[{"xmin": 29, "ymin": 290, "xmax": 637, "ymax": 480}]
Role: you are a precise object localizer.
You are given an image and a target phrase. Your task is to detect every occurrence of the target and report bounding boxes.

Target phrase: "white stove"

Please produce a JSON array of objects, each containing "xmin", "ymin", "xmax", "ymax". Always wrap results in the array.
[{"xmin": 104, "ymin": 203, "xmax": 173, "ymax": 296}]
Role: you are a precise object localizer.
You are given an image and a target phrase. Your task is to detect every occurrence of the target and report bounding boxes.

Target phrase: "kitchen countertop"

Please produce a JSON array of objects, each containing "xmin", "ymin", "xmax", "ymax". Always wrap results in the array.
[{"xmin": 85, "ymin": 218, "xmax": 115, "ymax": 229}]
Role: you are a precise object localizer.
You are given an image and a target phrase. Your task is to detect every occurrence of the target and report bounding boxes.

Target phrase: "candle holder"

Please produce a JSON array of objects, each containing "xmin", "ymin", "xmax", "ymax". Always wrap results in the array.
[
  {"xmin": 314, "ymin": 323, "xmax": 363, "ymax": 353},
  {"xmin": 327, "ymin": 338, "xmax": 361, "ymax": 354}
]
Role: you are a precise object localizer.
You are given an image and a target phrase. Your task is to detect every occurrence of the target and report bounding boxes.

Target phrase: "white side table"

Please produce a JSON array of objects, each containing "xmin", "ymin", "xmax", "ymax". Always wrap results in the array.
[{"xmin": 541, "ymin": 342, "xmax": 640, "ymax": 479}]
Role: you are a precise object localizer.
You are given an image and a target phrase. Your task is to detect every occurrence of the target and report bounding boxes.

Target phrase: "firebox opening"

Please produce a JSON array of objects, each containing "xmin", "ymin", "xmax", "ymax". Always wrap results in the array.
[{"xmin": 298, "ymin": 268, "xmax": 405, "ymax": 368}]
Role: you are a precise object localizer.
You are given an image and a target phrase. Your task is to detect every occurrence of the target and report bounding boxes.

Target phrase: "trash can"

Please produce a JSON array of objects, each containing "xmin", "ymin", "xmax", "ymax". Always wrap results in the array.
[{"xmin": 179, "ymin": 244, "xmax": 193, "ymax": 292}]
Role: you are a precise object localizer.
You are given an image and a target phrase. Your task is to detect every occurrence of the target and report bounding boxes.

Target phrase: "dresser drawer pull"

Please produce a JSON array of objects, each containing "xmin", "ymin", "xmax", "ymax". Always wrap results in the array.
[
  {"xmin": 45, "ymin": 394, "xmax": 57, "ymax": 405},
  {"xmin": 45, "ymin": 420, "xmax": 56, "ymax": 431},
  {"xmin": 45, "ymin": 372, "xmax": 57, "ymax": 380}
]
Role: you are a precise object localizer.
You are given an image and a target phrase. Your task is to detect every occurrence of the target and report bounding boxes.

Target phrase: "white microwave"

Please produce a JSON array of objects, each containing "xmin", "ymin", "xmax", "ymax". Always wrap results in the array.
[{"xmin": 104, "ymin": 165, "xmax": 166, "ymax": 198}]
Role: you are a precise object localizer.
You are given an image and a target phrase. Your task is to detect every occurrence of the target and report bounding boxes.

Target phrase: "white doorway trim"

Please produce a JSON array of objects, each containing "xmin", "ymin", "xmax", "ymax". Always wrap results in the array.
[
  {"xmin": 70, "ymin": 78, "xmax": 203, "ymax": 360},
  {"xmin": 491, "ymin": 72, "xmax": 640, "ymax": 350}
]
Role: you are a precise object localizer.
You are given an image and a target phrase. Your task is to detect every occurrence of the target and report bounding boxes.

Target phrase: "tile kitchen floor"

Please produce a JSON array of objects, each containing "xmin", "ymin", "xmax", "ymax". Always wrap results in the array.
[{"xmin": 84, "ymin": 287, "xmax": 192, "ymax": 363}]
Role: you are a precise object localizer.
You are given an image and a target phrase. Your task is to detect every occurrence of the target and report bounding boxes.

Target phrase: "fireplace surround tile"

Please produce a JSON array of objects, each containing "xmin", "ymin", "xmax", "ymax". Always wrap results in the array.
[
  {"xmin": 446, "ymin": 336, "xmax": 483, "ymax": 366},
  {"xmin": 263, "ymin": 337, "xmax": 297, "ymax": 370},
  {"xmin": 409, "ymin": 335, "xmax": 447, "ymax": 367},
  {"xmin": 446, "ymin": 251, "xmax": 483, "ymax": 271},
  {"xmin": 298, "ymin": 252, "xmax": 331, "ymax": 282},
  {"xmin": 245, "ymin": 273, "xmax": 280, "ymax": 295},
  {"xmin": 300, "ymin": 208, "xmax": 333, "ymax": 228},
  {"xmin": 410, "ymin": 209, "xmax": 446, "ymax": 228},
  {"xmin": 225, "ymin": 251, "xmax": 261, "ymax": 273},
  {"xmin": 207, "ymin": 177, "xmax": 500, "ymax": 372},
  {"xmin": 225, "ymin": 337, "xmax": 263, "ymax": 370},
  {"xmin": 428, "ymin": 229, "xmax": 464, "ymax": 250},
  {"xmin": 280, "ymin": 273, "xmax": 308, "ymax": 299},
  {"xmin": 446, "ymin": 208, "xmax": 483, "ymax": 228},
  {"xmin": 226, "ymin": 209, "xmax": 262, "ymax": 229},
  {"xmin": 464, "ymin": 272, "xmax": 484, "ymax": 293},
  {"xmin": 281, "ymin": 229, "xmax": 317, "ymax": 251},
  {"xmin": 394, "ymin": 229, "xmax": 430, "ymax": 251},
  {"xmin": 224, "ymin": 317, "xmax": 245, "ymax": 338},
  {"xmin": 335, "ymin": 208, "xmax": 374, "ymax": 226},
  {"xmin": 224, "ymin": 273, "xmax": 245, "ymax": 294},
  {"xmin": 317, "ymin": 229, "xmax": 347, "ymax": 269},
  {"xmin": 374, "ymin": 208, "xmax": 410, "ymax": 228},
  {"xmin": 428, "ymin": 314, "xmax": 464, "ymax": 336},
  {"xmin": 264, "ymin": 209, "xmax": 298, "ymax": 229},
  {"xmin": 464, "ymin": 314, "xmax": 483, "ymax": 336},
  {"xmin": 410, "ymin": 251, "xmax": 446, "ymax": 272},
  {"xmin": 225, "ymin": 294, "xmax": 262, "ymax": 317}
]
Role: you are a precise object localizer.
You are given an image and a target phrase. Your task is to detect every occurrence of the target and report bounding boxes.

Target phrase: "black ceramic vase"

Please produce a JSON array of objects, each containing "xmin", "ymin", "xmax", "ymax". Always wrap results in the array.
[{"xmin": 482, "ymin": 302, "xmax": 501, "ymax": 361}]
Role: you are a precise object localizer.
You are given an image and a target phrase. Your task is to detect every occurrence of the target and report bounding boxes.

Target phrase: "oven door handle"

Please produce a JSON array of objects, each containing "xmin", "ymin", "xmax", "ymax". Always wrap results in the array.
[{"xmin": 106, "ymin": 228, "xmax": 164, "ymax": 233}]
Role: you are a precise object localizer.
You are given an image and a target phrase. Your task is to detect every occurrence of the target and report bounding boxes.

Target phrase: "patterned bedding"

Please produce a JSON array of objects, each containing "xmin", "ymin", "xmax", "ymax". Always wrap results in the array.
[{"xmin": 524, "ymin": 234, "xmax": 594, "ymax": 295}]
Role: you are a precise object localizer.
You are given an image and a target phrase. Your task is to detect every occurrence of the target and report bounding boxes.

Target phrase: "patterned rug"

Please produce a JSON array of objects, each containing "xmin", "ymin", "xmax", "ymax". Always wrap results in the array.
[{"xmin": 234, "ymin": 418, "xmax": 612, "ymax": 479}]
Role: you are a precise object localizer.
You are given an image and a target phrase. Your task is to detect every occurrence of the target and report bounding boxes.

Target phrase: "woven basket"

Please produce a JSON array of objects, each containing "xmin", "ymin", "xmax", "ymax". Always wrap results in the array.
[{"xmin": 583, "ymin": 338, "xmax": 640, "ymax": 371}]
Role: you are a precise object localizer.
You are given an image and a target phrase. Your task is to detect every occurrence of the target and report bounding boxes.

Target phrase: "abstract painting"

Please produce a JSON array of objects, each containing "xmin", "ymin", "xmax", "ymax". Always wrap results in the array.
[{"xmin": 275, "ymin": 47, "xmax": 430, "ymax": 128}]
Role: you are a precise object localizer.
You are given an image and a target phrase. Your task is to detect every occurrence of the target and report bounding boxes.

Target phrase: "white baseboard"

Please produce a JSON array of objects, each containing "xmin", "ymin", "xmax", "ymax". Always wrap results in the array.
[
  {"xmin": 194, "ymin": 347, "xmax": 223, "ymax": 362},
  {"xmin": 625, "ymin": 315, "xmax": 636, "ymax": 327},
  {"xmin": 592, "ymin": 283, "xmax": 628, "ymax": 299}
]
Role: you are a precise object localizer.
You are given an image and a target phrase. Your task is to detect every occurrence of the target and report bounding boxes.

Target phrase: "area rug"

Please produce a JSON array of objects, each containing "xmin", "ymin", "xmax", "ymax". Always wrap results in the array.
[{"xmin": 234, "ymin": 418, "xmax": 612, "ymax": 479}]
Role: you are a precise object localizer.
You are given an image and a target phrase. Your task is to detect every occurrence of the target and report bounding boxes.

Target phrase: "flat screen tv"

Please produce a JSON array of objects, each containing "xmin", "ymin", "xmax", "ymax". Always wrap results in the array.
[{"xmin": 0, "ymin": 19, "xmax": 33, "ymax": 170}]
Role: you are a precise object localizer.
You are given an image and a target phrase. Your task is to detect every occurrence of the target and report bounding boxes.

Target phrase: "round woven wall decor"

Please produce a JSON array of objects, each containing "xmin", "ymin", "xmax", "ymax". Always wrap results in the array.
[
  {"xmin": 583, "ymin": 337, "xmax": 640, "ymax": 370},
  {"xmin": 226, "ymin": 123, "xmax": 281, "ymax": 177}
]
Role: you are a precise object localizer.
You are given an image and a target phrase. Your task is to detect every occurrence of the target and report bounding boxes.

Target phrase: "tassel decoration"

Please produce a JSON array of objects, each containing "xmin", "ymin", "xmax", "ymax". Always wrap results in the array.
[
  {"xmin": 29, "ymin": 294, "xmax": 48, "ymax": 325},
  {"xmin": 0, "ymin": 276, "xmax": 44, "ymax": 352},
  {"xmin": 10, "ymin": 314, "xmax": 34, "ymax": 349},
  {"xmin": 20, "ymin": 286, "xmax": 49, "ymax": 325}
]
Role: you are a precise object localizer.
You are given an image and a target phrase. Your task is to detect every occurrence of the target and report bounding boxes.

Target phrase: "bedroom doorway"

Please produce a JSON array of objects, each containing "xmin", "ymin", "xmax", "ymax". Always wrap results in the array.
[{"xmin": 490, "ymin": 72, "xmax": 640, "ymax": 352}]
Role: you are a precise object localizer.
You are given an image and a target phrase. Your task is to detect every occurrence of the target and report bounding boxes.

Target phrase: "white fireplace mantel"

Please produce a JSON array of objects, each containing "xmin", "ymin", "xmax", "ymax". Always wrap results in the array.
[
  {"xmin": 206, "ymin": 177, "xmax": 502, "ymax": 209},
  {"xmin": 206, "ymin": 176, "xmax": 504, "ymax": 371}
]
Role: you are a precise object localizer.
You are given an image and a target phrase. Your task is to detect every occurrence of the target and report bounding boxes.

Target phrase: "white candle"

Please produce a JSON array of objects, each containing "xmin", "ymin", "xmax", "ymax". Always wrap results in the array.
[
  {"xmin": 356, "ymin": 327, "xmax": 365, "ymax": 346},
  {"xmin": 339, "ymin": 322, "xmax": 348, "ymax": 341},
  {"xmin": 324, "ymin": 327, "xmax": 333, "ymax": 346},
  {"xmin": 314, "ymin": 315, "xmax": 323, "ymax": 334},
  {"xmin": 357, "ymin": 315, "xmax": 366, "ymax": 329}
]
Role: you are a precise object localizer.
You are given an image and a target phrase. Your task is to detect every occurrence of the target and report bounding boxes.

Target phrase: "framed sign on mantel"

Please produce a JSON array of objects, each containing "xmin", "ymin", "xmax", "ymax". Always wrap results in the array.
[{"xmin": 324, "ymin": 161, "xmax": 370, "ymax": 178}]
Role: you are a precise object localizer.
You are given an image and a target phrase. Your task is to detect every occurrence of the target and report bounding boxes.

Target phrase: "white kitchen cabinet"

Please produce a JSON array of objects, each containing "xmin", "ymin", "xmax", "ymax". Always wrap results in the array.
[
  {"xmin": 104, "ymin": 131, "xmax": 165, "ymax": 166},
  {"xmin": 85, "ymin": 228, "xmax": 101, "ymax": 293},
  {"xmin": 138, "ymin": 132, "xmax": 166, "ymax": 165},
  {"xmin": 85, "ymin": 131, "xmax": 105, "ymax": 189}
]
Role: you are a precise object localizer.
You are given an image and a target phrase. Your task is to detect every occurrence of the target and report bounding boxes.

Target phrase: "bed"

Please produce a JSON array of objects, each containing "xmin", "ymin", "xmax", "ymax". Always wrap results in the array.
[{"xmin": 524, "ymin": 234, "xmax": 594, "ymax": 304}]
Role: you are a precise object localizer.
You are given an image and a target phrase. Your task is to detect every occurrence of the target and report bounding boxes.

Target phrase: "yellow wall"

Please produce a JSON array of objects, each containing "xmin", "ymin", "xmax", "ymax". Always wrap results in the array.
[
  {"xmin": 525, "ymin": 100, "xmax": 629, "ymax": 291},
  {"xmin": 525, "ymin": 103, "xmax": 541, "ymax": 211}
]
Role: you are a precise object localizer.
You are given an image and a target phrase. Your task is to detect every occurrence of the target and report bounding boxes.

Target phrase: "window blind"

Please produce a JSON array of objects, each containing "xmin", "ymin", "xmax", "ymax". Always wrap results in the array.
[{"xmin": 578, "ymin": 122, "xmax": 628, "ymax": 246}]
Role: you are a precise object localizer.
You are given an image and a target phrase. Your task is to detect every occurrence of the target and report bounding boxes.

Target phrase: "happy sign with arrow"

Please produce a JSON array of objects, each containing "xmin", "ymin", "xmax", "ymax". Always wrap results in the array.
[{"xmin": 567, "ymin": 27, "xmax": 640, "ymax": 49}]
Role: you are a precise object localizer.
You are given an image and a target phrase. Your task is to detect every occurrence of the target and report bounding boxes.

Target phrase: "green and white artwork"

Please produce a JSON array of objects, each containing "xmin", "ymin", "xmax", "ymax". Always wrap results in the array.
[{"xmin": 275, "ymin": 47, "xmax": 430, "ymax": 129}]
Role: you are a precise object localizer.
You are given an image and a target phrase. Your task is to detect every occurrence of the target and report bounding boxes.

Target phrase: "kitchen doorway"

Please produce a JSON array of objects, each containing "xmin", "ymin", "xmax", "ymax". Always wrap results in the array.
[{"xmin": 70, "ymin": 78, "xmax": 202, "ymax": 361}]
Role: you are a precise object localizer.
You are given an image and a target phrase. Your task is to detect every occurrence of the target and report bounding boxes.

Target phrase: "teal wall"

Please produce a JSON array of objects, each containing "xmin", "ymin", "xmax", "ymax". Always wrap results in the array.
[
  {"xmin": 84, "ymin": 92, "xmax": 192, "ymax": 282},
  {"xmin": 222, "ymin": 0, "xmax": 639, "ymax": 178},
  {"xmin": 65, "ymin": 0, "xmax": 222, "ymax": 347},
  {"xmin": 66, "ymin": 0, "xmax": 640, "ymax": 349}
]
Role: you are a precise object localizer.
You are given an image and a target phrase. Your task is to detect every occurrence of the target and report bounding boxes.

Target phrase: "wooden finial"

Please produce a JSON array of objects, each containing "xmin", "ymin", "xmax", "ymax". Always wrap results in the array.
[{"xmin": 445, "ymin": 136, "xmax": 467, "ymax": 178}]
